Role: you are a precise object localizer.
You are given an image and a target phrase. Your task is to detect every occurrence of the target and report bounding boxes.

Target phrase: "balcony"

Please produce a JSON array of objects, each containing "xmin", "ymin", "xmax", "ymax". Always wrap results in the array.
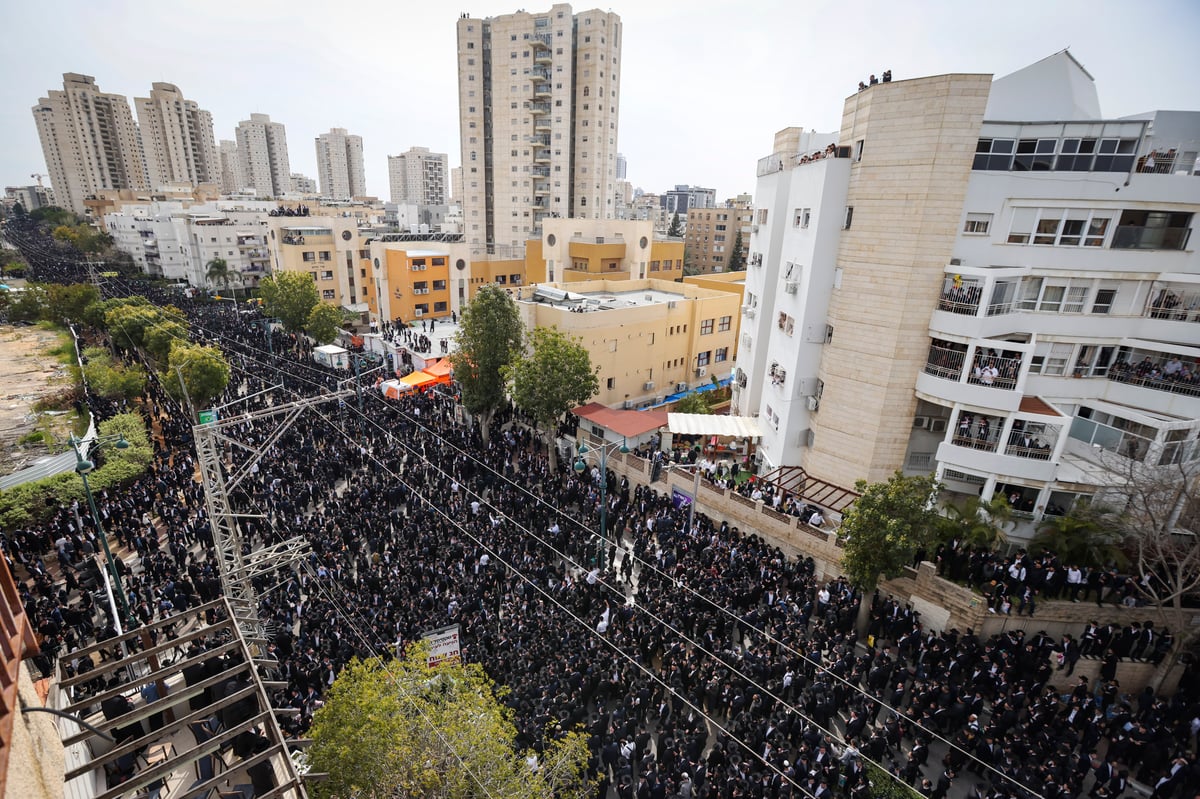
[
  {"xmin": 528, "ymin": 66, "xmax": 550, "ymax": 81},
  {"xmin": 1111, "ymin": 225, "xmax": 1191, "ymax": 250},
  {"xmin": 1146, "ymin": 287, "xmax": 1200, "ymax": 323},
  {"xmin": 534, "ymin": 149, "xmax": 552, "ymax": 163},
  {"xmin": 529, "ymin": 102, "xmax": 550, "ymax": 116},
  {"xmin": 937, "ymin": 276, "xmax": 983, "ymax": 316},
  {"xmin": 1108, "ymin": 363, "xmax": 1200, "ymax": 399},
  {"xmin": 534, "ymin": 83, "xmax": 553, "ymax": 98},
  {"xmin": 531, "ymin": 166, "xmax": 551, "ymax": 178},
  {"xmin": 534, "ymin": 182, "xmax": 550, "ymax": 196},
  {"xmin": 923, "ymin": 343, "xmax": 967, "ymax": 383},
  {"xmin": 534, "ymin": 119, "xmax": 551, "ymax": 132}
]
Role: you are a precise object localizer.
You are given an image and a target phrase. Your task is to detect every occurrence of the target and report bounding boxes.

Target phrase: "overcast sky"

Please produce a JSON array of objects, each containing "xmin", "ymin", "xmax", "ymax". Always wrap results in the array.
[{"xmin": 4, "ymin": 0, "xmax": 1198, "ymax": 203}]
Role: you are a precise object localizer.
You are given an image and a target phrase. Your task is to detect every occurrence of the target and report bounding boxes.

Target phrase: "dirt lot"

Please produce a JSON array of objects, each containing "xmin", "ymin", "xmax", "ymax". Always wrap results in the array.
[{"xmin": 0, "ymin": 325, "xmax": 82, "ymax": 475}]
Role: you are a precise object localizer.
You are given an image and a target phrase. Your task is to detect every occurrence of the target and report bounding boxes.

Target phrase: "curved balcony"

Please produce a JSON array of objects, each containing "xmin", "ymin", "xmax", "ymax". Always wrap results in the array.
[
  {"xmin": 528, "ymin": 66, "xmax": 550, "ymax": 82},
  {"xmin": 916, "ymin": 340, "xmax": 1027, "ymax": 412},
  {"xmin": 534, "ymin": 83, "xmax": 553, "ymax": 98},
  {"xmin": 529, "ymin": 102, "xmax": 551, "ymax": 116},
  {"xmin": 936, "ymin": 439, "xmax": 1057, "ymax": 483}
]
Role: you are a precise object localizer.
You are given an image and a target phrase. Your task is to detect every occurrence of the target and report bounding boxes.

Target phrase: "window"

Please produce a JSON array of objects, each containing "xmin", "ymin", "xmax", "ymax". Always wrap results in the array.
[
  {"xmin": 715, "ymin": 347, "xmax": 728, "ymax": 362},
  {"xmin": 963, "ymin": 213, "xmax": 991, "ymax": 234},
  {"xmin": 700, "ymin": 318, "xmax": 714, "ymax": 335},
  {"xmin": 1039, "ymin": 285, "xmax": 1065, "ymax": 312},
  {"xmin": 1091, "ymin": 288, "xmax": 1117, "ymax": 314},
  {"xmin": 321, "ymin": 289, "xmax": 335, "ymax": 300},
  {"xmin": 697, "ymin": 351, "xmax": 711, "ymax": 367},
  {"xmin": 302, "ymin": 252, "xmax": 315, "ymax": 262},
  {"xmin": 974, "ymin": 138, "xmax": 1015, "ymax": 170},
  {"xmin": 432, "ymin": 280, "xmax": 447, "ymax": 291},
  {"xmin": 1063, "ymin": 285, "xmax": 1089, "ymax": 313},
  {"xmin": 794, "ymin": 208, "xmax": 811, "ymax": 228},
  {"xmin": 718, "ymin": 315, "xmax": 732, "ymax": 332},
  {"xmin": 606, "ymin": 377, "xmax": 615, "ymax": 390},
  {"xmin": 1007, "ymin": 208, "xmax": 1036, "ymax": 244},
  {"xmin": 843, "ymin": 206, "xmax": 854, "ymax": 229},
  {"xmin": 1033, "ymin": 210, "xmax": 1064, "ymax": 245},
  {"xmin": 320, "ymin": 270, "xmax": 334, "ymax": 280},
  {"xmin": 318, "ymin": 251, "xmax": 332, "ymax": 261},
  {"xmin": 757, "ymin": 209, "xmax": 769, "ymax": 224},
  {"xmin": 1031, "ymin": 342, "xmax": 1073, "ymax": 375}
]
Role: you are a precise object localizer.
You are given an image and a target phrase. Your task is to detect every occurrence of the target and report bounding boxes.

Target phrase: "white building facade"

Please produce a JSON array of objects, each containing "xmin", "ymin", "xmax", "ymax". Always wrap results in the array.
[
  {"xmin": 134, "ymin": 83, "xmax": 218, "ymax": 189},
  {"xmin": 736, "ymin": 52, "xmax": 1200, "ymax": 538}
]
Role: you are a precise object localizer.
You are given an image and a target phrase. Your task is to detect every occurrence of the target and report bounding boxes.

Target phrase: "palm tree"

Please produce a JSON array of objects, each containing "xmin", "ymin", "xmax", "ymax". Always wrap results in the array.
[
  {"xmin": 206, "ymin": 257, "xmax": 238, "ymax": 296},
  {"xmin": 938, "ymin": 494, "xmax": 1013, "ymax": 551},
  {"xmin": 1031, "ymin": 507, "xmax": 1127, "ymax": 569}
]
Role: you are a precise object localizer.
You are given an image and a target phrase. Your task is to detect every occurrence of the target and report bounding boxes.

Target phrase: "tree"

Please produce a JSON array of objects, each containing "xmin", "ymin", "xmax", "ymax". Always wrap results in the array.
[
  {"xmin": 105, "ymin": 303, "xmax": 163, "ymax": 351},
  {"xmin": 45, "ymin": 282, "xmax": 100, "ymax": 325},
  {"xmin": 259, "ymin": 270, "xmax": 319, "ymax": 332},
  {"xmin": 206, "ymin": 257, "xmax": 237, "ymax": 293},
  {"xmin": 306, "ymin": 302, "xmax": 344, "ymax": 345},
  {"xmin": 839, "ymin": 472, "xmax": 941, "ymax": 593},
  {"xmin": 450, "ymin": 285, "xmax": 524, "ymax": 445},
  {"xmin": 142, "ymin": 319, "xmax": 190, "ymax": 364},
  {"xmin": 667, "ymin": 212, "xmax": 683, "ymax": 238},
  {"xmin": 727, "ymin": 229, "xmax": 746, "ymax": 271},
  {"xmin": 1103, "ymin": 458, "xmax": 1200, "ymax": 689},
  {"xmin": 1030, "ymin": 506, "xmax": 1127, "ymax": 569},
  {"xmin": 160, "ymin": 340, "xmax": 230, "ymax": 412},
  {"xmin": 307, "ymin": 643, "xmax": 592, "ymax": 799},
  {"xmin": 83, "ymin": 348, "xmax": 147, "ymax": 401},
  {"xmin": 504, "ymin": 326, "xmax": 599, "ymax": 468},
  {"xmin": 936, "ymin": 494, "xmax": 1012, "ymax": 551},
  {"xmin": 674, "ymin": 391, "xmax": 713, "ymax": 415}
]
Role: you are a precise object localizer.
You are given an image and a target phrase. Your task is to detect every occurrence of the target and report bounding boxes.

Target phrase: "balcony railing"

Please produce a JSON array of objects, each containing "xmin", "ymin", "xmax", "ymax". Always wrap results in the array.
[
  {"xmin": 1108, "ymin": 367, "xmax": 1200, "ymax": 398},
  {"xmin": 1147, "ymin": 289, "xmax": 1200, "ymax": 323},
  {"xmin": 1111, "ymin": 225, "xmax": 1191, "ymax": 250},
  {"xmin": 1136, "ymin": 145, "xmax": 1199, "ymax": 175},
  {"xmin": 924, "ymin": 344, "xmax": 967, "ymax": 382},
  {"xmin": 967, "ymin": 353, "xmax": 1022, "ymax": 391},
  {"xmin": 937, "ymin": 278, "xmax": 983, "ymax": 316},
  {"xmin": 950, "ymin": 432, "xmax": 1000, "ymax": 453}
]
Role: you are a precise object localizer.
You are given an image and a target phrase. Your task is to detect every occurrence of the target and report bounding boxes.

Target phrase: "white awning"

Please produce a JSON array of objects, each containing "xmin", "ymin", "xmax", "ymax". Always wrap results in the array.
[{"xmin": 667, "ymin": 413, "xmax": 763, "ymax": 438}]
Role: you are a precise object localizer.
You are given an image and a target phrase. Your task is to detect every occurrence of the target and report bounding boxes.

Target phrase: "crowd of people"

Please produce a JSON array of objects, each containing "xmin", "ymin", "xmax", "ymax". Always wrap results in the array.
[{"xmin": 3, "ymin": 257, "xmax": 1200, "ymax": 799}]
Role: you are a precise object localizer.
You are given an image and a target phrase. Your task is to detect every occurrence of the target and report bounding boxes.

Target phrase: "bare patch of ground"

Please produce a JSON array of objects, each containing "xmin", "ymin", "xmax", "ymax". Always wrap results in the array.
[{"xmin": 0, "ymin": 325, "xmax": 83, "ymax": 475}]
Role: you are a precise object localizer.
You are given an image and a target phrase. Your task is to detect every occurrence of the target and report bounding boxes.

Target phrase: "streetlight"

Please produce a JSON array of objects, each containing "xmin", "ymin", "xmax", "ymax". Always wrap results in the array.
[
  {"xmin": 68, "ymin": 433, "xmax": 134, "ymax": 633},
  {"xmin": 573, "ymin": 437, "xmax": 629, "ymax": 571}
]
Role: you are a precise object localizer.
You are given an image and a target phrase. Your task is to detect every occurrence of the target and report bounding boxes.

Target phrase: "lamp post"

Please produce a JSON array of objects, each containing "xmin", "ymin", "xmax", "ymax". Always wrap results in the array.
[
  {"xmin": 573, "ymin": 437, "xmax": 629, "ymax": 571},
  {"xmin": 67, "ymin": 433, "xmax": 134, "ymax": 633}
]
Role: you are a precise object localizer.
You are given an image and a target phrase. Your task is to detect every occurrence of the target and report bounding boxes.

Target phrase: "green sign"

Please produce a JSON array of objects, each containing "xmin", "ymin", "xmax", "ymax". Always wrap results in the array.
[{"xmin": 198, "ymin": 409, "xmax": 218, "ymax": 425}]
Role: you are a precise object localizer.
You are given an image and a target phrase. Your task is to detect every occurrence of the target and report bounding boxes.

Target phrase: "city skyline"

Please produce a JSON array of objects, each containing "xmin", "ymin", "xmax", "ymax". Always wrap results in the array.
[{"xmin": 4, "ymin": 0, "xmax": 1199, "ymax": 204}]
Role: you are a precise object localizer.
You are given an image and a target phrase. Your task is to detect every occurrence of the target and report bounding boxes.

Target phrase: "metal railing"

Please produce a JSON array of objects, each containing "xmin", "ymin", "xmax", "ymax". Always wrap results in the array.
[
  {"xmin": 1108, "ymin": 369, "xmax": 1200, "ymax": 398},
  {"xmin": 924, "ymin": 344, "xmax": 967, "ymax": 382},
  {"xmin": 966, "ymin": 355, "xmax": 1022, "ymax": 391},
  {"xmin": 1146, "ymin": 289, "xmax": 1200, "ymax": 323},
  {"xmin": 1136, "ymin": 145, "xmax": 1199, "ymax": 175},
  {"xmin": 937, "ymin": 278, "xmax": 983, "ymax": 316}
]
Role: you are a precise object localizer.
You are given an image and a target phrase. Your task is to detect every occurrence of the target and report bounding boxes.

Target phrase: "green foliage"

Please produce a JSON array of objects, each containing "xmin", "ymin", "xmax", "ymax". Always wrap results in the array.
[
  {"xmin": 673, "ymin": 391, "xmax": 713, "ymax": 415},
  {"xmin": 450, "ymin": 286, "xmax": 524, "ymax": 434},
  {"xmin": 7, "ymin": 287, "xmax": 47, "ymax": 323},
  {"xmin": 866, "ymin": 764, "xmax": 922, "ymax": 799},
  {"xmin": 727, "ymin": 229, "xmax": 746, "ymax": 271},
  {"xmin": 504, "ymin": 326, "xmax": 599, "ymax": 446},
  {"xmin": 306, "ymin": 302, "xmax": 344, "ymax": 345},
  {"xmin": 83, "ymin": 349, "xmax": 147, "ymax": 401},
  {"xmin": 142, "ymin": 320, "xmax": 189, "ymax": 364},
  {"xmin": 28, "ymin": 206, "xmax": 77, "ymax": 226},
  {"xmin": 44, "ymin": 283, "xmax": 100, "ymax": 324},
  {"xmin": 667, "ymin": 212, "xmax": 683, "ymax": 238},
  {"xmin": 105, "ymin": 303, "xmax": 163, "ymax": 350},
  {"xmin": 0, "ymin": 412, "xmax": 151, "ymax": 527},
  {"xmin": 839, "ymin": 472, "xmax": 942, "ymax": 591},
  {"xmin": 259, "ymin": 271, "xmax": 319, "ymax": 332},
  {"xmin": 308, "ymin": 643, "xmax": 592, "ymax": 799},
  {"xmin": 206, "ymin": 257, "xmax": 235, "ymax": 289},
  {"xmin": 1031, "ymin": 506, "xmax": 1128, "ymax": 569},
  {"xmin": 51, "ymin": 222, "xmax": 111, "ymax": 254},
  {"xmin": 19, "ymin": 431, "xmax": 46, "ymax": 445},
  {"xmin": 937, "ymin": 494, "xmax": 1011, "ymax": 551},
  {"xmin": 160, "ymin": 341, "xmax": 230, "ymax": 411}
]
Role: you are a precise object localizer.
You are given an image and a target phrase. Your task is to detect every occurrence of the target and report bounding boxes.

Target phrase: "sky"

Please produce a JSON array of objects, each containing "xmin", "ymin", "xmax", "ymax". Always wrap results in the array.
[{"xmin": 4, "ymin": 0, "xmax": 1199, "ymax": 204}]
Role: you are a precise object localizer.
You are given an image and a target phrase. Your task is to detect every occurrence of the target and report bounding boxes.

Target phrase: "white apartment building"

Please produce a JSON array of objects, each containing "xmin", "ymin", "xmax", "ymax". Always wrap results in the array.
[
  {"xmin": 457, "ymin": 4, "xmax": 622, "ymax": 251},
  {"xmin": 291, "ymin": 173, "xmax": 318, "ymax": 195},
  {"xmin": 218, "ymin": 140, "xmax": 245, "ymax": 194},
  {"xmin": 104, "ymin": 200, "xmax": 276, "ymax": 289},
  {"xmin": 134, "ymin": 83, "xmax": 218, "ymax": 189},
  {"xmin": 736, "ymin": 51, "xmax": 1200, "ymax": 538},
  {"xmin": 388, "ymin": 147, "xmax": 448, "ymax": 206},
  {"xmin": 32, "ymin": 73, "xmax": 148, "ymax": 215},
  {"xmin": 235, "ymin": 113, "xmax": 291, "ymax": 198},
  {"xmin": 315, "ymin": 128, "xmax": 366, "ymax": 200}
]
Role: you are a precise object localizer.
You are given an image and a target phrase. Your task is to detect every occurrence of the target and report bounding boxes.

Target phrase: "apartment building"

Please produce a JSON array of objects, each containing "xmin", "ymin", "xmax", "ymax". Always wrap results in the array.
[
  {"xmin": 736, "ymin": 51, "xmax": 1200, "ymax": 538},
  {"xmin": 235, "ymin": 113, "xmax": 291, "ymax": 198},
  {"xmin": 528, "ymin": 217, "xmax": 683, "ymax": 284},
  {"xmin": 684, "ymin": 198, "xmax": 753, "ymax": 274},
  {"xmin": 104, "ymin": 199, "xmax": 276, "ymax": 287},
  {"xmin": 315, "ymin": 128, "xmax": 366, "ymax": 200},
  {"xmin": 4, "ymin": 185, "xmax": 55, "ymax": 212},
  {"xmin": 456, "ymin": 4, "xmax": 622, "ymax": 250},
  {"xmin": 388, "ymin": 147, "xmax": 449, "ymax": 205},
  {"xmin": 516, "ymin": 278, "xmax": 741, "ymax": 408},
  {"xmin": 662, "ymin": 184, "xmax": 715, "ymax": 215},
  {"xmin": 134, "ymin": 82, "xmax": 218, "ymax": 189},
  {"xmin": 218, "ymin": 140, "xmax": 245, "ymax": 194},
  {"xmin": 291, "ymin": 173, "xmax": 318, "ymax": 195},
  {"xmin": 266, "ymin": 216, "xmax": 375, "ymax": 320},
  {"xmin": 32, "ymin": 73, "xmax": 148, "ymax": 214}
]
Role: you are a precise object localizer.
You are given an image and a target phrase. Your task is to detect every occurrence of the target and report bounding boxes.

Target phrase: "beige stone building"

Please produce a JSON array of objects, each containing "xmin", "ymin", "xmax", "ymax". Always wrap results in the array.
[
  {"xmin": 235, "ymin": 113, "xmax": 291, "ymax": 198},
  {"xmin": 388, "ymin": 147, "xmax": 449, "ymax": 205},
  {"xmin": 134, "ymin": 82, "xmax": 218, "ymax": 190},
  {"xmin": 517, "ymin": 278, "xmax": 742, "ymax": 407},
  {"xmin": 684, "ymin": 198, "xmax": 752, "ymax": 274},
  {"xmin": 266, "ymin": 216, "xmax": 376, "ymax": 321},
  {"xmin": 528, "ymin": 217, "xmax": 683, "ymax": 284},
  {"xmin": 32, "ymin": 73, "xmax": 149, "ymax": 215},
  {"xmin": 457, "ymin": 4, "xmax": 622, "ymax": 251},
  {"xmin": 315, "ymin": 128, "xmax": 366, "ymax": 200}
]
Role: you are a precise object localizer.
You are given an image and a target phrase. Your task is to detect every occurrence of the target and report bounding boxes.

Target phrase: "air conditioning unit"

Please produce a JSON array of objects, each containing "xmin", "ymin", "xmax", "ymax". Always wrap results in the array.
[
  {"xmin": 695, "ymin": 366, "xmax": 707, "ymax": 377},
  {"xmin": 414, "ymin": 308, "xmax": 424, "ymax": 317},
  {"xmin": 667, "ymin": 301, "xmax": 677, "ymax": 309},
  {"xmin": 752, "ymin": 224, "xmax": 759, "ymax": 233},
  {"xmin": 930, "ymin": 418, "xmax": 948, "ymax": 433},
  {"xmin": 643, "ymin": 381, "xmax": 655, "ymax": 391},
  {"xmin": 950, "ymin": 258, "xmax": 962, "ymax": 266},
  {"xmin": 784, "ymin": 280, "xmax": 799, "ymax": 294},
  {"xmin": 623, "ymin": 400, "xmax": 633, "ymax": 409},
  {"xmin": 676, "ymin": 381, "xmax": 689, "ymax": 392},
  {"xmin": 744, "ymin": 307, "xmax": 757, "ymax": 319},
  {"xmin": 912, "ymin": 415, "xmax": 930, "ymax": 429},
  {"xmin": 806, "ymin": 395, "xmax": 820, "ymax": 412}
]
